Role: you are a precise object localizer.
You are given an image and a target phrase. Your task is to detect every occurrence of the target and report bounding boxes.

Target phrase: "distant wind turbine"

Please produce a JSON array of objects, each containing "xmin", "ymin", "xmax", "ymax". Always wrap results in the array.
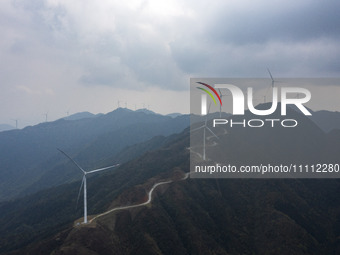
[
  {"xmin": 117, "ymin": 100, "xmax": 120, "ymax": 108},
  {"xmin": 191, "ymin": 104, "xmax": 219, "ymax": 160},
  {"xmin": 265, "ymin": 68, "xmax": 283, "ymax": 102},
  {"xmin": 267, "ymin": 68, "xmax": 284, "ymax": 88},
  {"xmin": 57, "ymin": 149, "xmax": 119, "ymax": 224},
  {"xmin": 12, "ymin": 119, "xmax": 18, "ymax": 129},
  {"xmin": 267, "ymin": 68, "xmax": 276, "ymax": 88},
  {"xmin": 43, "ymin": 112, "xmax": 48, "ymax": 122}
]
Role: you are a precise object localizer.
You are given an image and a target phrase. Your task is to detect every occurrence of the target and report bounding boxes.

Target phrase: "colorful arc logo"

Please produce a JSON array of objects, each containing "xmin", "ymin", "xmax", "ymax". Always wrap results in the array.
[{"xmin": 196, "ymin": 82, "xmax": 222, "ymax": 106}]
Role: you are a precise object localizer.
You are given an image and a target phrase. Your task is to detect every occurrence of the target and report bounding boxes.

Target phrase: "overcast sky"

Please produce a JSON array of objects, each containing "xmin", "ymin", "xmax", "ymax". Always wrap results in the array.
[{"xmin": 1, "ymin": 0, "xmax": 340, "ymax": 127}]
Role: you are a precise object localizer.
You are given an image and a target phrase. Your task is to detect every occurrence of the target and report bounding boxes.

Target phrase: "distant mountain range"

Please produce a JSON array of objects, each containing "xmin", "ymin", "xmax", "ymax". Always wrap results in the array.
[
  {"xmin": 166, "ymin": 112, "xmax": 182, "ymax": 118},
  {"xmin": 0, "ymin": 108, "xmax": 189, "ymax": 201},
  {"xmin": 135, "ymin": 108, "xmax": 159, "ymax": 115},
  {"xmin": 0, "ymin": 124, "xmax": 15, "ymax": 132},
  {"xmin": 1, "ymin": 106, "xmax": 340, "ymax": 254},
  {"xmin": 309, "ymin": 109, "xmax": 340, "ymax": 133},
  {"xmin": 62, "ymin": 111, "xmax": 98, "ymax": 121},
  {"xmin": 190, "ymin": 103, "xmax": 332, "ymax": 176}
]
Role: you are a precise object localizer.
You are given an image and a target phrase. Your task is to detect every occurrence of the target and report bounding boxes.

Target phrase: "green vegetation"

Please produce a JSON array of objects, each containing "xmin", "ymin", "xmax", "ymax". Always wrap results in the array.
[
  {"xmin": 0, "ymin": 132, "xmax": 189, "ymax": 254},
  {"xmin": 2, "ymin": 107, "xmax": 340, "ymax": 254}
]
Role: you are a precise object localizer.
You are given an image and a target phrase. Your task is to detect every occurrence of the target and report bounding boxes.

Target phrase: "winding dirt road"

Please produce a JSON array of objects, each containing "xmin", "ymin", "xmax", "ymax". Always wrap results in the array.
[{"xmin": 88, "ymin": 172, "xmax": 189, "ymax": 224}]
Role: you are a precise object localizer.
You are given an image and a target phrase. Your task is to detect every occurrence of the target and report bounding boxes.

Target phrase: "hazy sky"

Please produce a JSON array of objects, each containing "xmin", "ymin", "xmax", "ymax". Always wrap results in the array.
[{"xmin": 1, "ymin": 0, "xmax": 340, "ymax": 127}]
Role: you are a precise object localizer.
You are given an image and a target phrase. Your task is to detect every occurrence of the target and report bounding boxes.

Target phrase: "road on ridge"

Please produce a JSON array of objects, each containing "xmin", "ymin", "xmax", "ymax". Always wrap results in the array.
[{"xmin": 88, "ymin": 172, "xmax": 189, "ymax": 224}]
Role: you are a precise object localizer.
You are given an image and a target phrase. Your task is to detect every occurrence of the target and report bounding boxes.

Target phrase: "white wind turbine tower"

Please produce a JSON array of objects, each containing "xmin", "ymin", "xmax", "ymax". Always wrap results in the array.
[
  {"xmin": 191, "ymin": 105, "xmax": 219, "ymax": 160},
  {"xmin": 58, "ymin": 149, "xmax": 119, "ymax": 224}
]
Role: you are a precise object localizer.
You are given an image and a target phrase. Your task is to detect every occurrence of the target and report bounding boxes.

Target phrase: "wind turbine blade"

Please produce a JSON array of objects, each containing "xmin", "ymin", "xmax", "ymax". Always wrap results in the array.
[
  {"xmin": 76, "ymin": 176, "xmax": 85, "ymax": 209},
  {"xmin": 267, "ymin": 68, "xmax": 274, "ymax": 81},
  {"xmin": 206, "ymin": 126, "xmax": 219, "ymax": 139},
  {"xmin": 190, "ymin": 125, "xmax": 205, "ymax": 132},
  {"xmin": 57, "ymin": 148, "xmax": 85, "ymax": 174},
  {"xmin": 86, "ymin": 164, "xmax": 120, "ymax": 174}
]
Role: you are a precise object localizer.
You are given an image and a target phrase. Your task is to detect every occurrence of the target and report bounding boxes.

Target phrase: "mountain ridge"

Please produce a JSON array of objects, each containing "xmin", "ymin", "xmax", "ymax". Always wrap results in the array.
[
  {"xmin": 0, "ymin": 108, "xmax": 189, "ymax": 201},
  {"xmin": 2, "ymin": 107, "xmax": 340, "ymax": 254},
  {"xmin": 0, "ymin": 124, "xmax": 15, "ymax": 132}
]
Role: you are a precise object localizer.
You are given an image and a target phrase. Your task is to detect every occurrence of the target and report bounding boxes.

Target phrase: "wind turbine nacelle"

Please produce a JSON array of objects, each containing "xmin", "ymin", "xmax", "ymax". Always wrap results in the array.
[{"xmin": 201, "ymin": 84, "xmax": 311, "ymax": 116}]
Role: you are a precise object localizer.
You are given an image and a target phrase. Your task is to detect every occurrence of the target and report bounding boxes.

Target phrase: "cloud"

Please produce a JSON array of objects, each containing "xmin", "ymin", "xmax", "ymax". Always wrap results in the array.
[
  {"xmin": 1, "ymin": 0, "xmax": 340, "ymax": 126},
  {"xmin": 206, "ymin": 0, "xmax": 340, "ymax": 45},
  {"xmin": 7, "ymin": 0, "xmax": 190, "ymax": 90},
  {"xmin": 169, "ymin": 0, "xmax": 340, "ymax": 77},
  {"xmin": 4, "ymin": 0, "xmax": 340, "ymax": 91}
]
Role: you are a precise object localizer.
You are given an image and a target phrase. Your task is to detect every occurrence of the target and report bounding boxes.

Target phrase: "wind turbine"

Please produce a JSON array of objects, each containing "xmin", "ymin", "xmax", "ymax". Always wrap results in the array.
[
  {"xmin": 267, "ymin": 68, "xmax": 285, "ymax": 89},
  {"xmin": 43, "ymin": 112, "xmax": 48, "ymax": 122},
  {"xmin": 191, "ymin": 104, "xmax": 219, "ymax": 160},
  {"xmin": 12, "ymin": 119, "xmax": 18, "ymax": 129},
  {"xmin": 218, "ymin": 89, "xmax": 230, "ymax": 118},
  {"xmin": 57, "ymin": 149, "xmax": 119, "ymax": 224},
  {"xmin": 266, "ymin": 68, "xmax": 282, "ymax": 102},
  {"xmin": 267, "ymin": 68, "xmax": 276, "ymax": 88},
  {"xmin": 117, "ymin": 100, "xmax": 120, "ymax": 108}
]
